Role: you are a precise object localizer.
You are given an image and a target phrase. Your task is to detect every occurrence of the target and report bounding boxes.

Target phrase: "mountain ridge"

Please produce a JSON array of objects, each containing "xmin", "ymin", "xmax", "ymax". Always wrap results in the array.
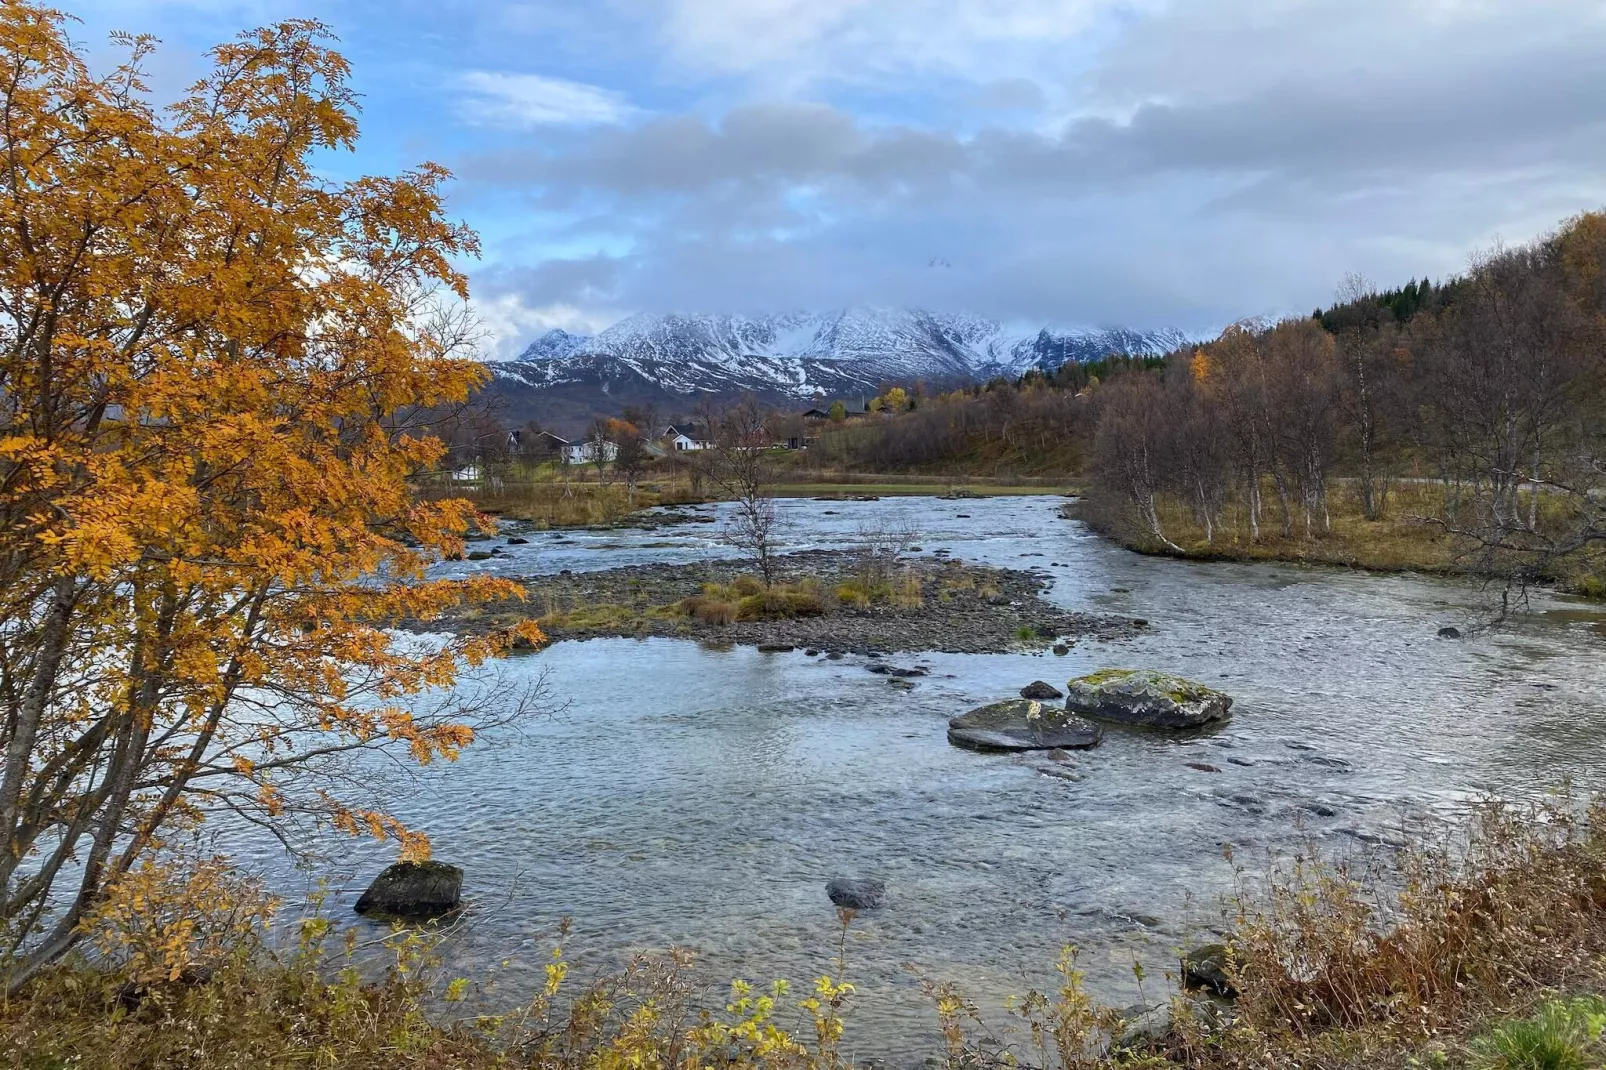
[{"xmin": 483, "ymin": 308, "xmax": 1190, "ymax": 431}]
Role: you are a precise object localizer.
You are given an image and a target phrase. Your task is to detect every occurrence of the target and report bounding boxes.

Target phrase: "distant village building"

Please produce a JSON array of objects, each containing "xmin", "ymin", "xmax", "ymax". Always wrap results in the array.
[
  {"xmin": 565, "ymin": 439, "xmax": 618, "ymax": 465},
  {"xmin": 801, "ymin": 400, "xmax": 872, "ymax": 422},
  {"xmin": 519, "ymin": 430, "xmax": 571, "ymax": 462},
  {"xmin": 661, "ymin": 424, "xmax": 713, "ymax": 451}
]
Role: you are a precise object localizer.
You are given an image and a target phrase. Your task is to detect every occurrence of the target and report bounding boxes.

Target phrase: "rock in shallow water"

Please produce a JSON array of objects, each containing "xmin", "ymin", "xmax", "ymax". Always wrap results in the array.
[
  {"xmin": 355, "ymin": 861, "xmax": 463, "ymax": 919},
  {"xmin": 1019, "ymin": 680, "xmax": 1064, "ymax": 700},
  {"xmin": 947, "ymin": 699, "xmax": 1103, "ymax": 752},
  {"xmin": 825, "ymin": 877, "xmax": 885, "ymax": 910},
  {"xmin": 1065, "ymin": 669, "xmax": 1232, "ymax": 729},
  {"xmin": 1181, "ymin": 943, "xmax": 1237, "ymax": 997},
  {"xmin": 867, "ymin": 663, "xmax": 927, "ymax": 678}
]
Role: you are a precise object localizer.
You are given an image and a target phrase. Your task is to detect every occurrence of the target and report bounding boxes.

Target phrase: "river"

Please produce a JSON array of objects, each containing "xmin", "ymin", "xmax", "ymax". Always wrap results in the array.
[{"xmin": 243, "ymin": 494, "xmax": 1606, "ymax": 1060}]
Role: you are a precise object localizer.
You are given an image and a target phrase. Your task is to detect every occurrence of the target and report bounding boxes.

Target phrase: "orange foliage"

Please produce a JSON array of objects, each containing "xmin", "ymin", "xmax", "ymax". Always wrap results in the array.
[{"xmin": 0, "ymin": 3, "xmax": 546, "ymax": 983}]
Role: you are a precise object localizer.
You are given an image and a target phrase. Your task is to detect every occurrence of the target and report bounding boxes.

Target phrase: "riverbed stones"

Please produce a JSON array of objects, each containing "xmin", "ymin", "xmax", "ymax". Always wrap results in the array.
[
  {"xmin": 825, "ymin": 877, "xmax": 885, "ymax": 910},
  {"xmin": 1115, "ymin": 1003, "xmax": 1173, "ymax": 1052},
  {"xmin": 947, "ymin": 699, "xmax": 1103, "ymax": 752},
  {"xmin": 354, "ymin": 861, "xmax": 463, "ymax": 919},
  {"xmin": 867, "ymin": 663, "xmax": 927, "ymax": 678},
  {"xmin": 1019, "ymin": 680, "xmax": 1064, "ymax": 700},
  {"xmin": 1181, "ymin": 943, "xmax": 1237, "ymax": 997},
  {"xmin": 1065, "ymin": 669, "xmax": 1232, "ymax": 729}
]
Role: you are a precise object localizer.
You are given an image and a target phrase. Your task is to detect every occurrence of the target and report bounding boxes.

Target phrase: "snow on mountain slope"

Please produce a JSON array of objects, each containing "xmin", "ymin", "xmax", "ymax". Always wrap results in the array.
[{"xmin": 488, "ymin": 308, "xmax": 1189, "ymax": 402}]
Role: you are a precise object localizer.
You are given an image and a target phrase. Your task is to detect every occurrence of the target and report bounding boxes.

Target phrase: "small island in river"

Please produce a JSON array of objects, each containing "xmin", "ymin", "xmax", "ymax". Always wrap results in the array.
[{"xmin": 446, "ymin": 548, "xmax": 1146, "ymax": 655}]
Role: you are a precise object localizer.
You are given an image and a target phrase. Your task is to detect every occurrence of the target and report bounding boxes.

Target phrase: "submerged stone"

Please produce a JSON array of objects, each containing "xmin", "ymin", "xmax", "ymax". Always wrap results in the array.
[
  {"xmin": 867, "ymin": 663, "xmax": 927, "ymax": 678},
  {"xmin": 947, "ymin": 699, "xmax": 1103, "ymax": 752},
  {"xmin": 354, "ymin": 861, "xmax": 463, "ymax": 919},
  {"xmin": 1066, "ymin": 669, "xmax": 1232, "ymax": 729},
  {"xmin": 826, "ymin": 877, "xmax": 885, "ymax": 910}
]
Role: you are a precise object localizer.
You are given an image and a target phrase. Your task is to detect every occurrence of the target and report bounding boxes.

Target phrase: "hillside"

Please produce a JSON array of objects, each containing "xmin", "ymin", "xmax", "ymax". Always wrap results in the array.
[{"xmin": 482, "ymin": 307, "xmax": 1187, "ymax": 431}]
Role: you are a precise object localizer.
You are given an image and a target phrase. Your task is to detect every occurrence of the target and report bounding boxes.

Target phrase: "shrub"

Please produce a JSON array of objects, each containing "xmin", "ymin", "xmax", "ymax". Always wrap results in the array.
[
  {"xmin": 834, "ymin": 580, "xmax": 872, "ymax": 609},
  {"xmin": 891, "ymin": 570, "xmax": 923, "ymax": 610},
  {"xmin": 1222, "ymin": 794, "xmax": 1606, "ymax": 1048},
  {"xmin": 736, "ymin": 582, "xmax": 827, "ymax": 620},
  {"xmin": 681, "ymin": 594, "xmax": 739, "ymax": 624},
  {"xmin": 683, "ymin": 580, "xmax": 826, "ymax": 623},
  {"xmin": 1468, "ymin": 997, "xmax": 1606, "ymax": 1070}
]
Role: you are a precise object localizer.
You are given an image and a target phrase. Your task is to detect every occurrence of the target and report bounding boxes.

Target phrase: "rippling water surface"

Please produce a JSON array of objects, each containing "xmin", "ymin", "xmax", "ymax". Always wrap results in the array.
[{"xmin": 242, "ymin": 495, "xmax": 1606, "ymax": 1059}]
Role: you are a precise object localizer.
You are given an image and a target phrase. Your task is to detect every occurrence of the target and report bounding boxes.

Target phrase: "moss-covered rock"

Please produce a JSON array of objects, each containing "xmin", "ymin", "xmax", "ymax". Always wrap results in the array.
[
  {"xmin": 1181, "ymin": 943, "xmax": 1237, "ymax": 997},
  {"xmin": 947, "ymin": 699, "xmax": 1103, "ymax": 752},
  {"xmin": 1066, "ymin": 669, "xmax": 1232, "ymax": 729}
]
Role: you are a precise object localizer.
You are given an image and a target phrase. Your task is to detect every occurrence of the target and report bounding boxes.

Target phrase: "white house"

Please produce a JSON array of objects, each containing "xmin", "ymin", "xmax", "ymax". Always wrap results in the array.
[
  {"xmin": 662, "ymin": 424, "xmax": 713, "ymax": 452},
  {"xmin": 565, "ymin": 439, "xmax": 619, "ymax": 465}
]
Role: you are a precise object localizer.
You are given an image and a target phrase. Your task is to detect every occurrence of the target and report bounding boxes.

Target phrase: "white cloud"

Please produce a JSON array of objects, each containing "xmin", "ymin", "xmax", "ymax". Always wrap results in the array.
[
  {"xmin": 656, "ymin": 0, "xmax": 1155, "ymax": 88},
  {"xmin": 456, "ymin": 71, "xmax": 634, "ymax": 128},
  {"xmin": 472, "ymin": 292, "xmax": 618, "ymax": 360}
]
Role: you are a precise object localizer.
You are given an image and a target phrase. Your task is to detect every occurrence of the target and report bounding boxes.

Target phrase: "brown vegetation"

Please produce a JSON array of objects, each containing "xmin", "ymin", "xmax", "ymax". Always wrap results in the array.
[{"xmin": 1085, "ymin": 213, "xmax": 1606, "ymax": 596}]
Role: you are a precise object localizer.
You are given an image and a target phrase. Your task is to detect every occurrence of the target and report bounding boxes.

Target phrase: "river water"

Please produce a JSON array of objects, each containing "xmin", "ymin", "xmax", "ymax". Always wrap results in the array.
[{"xmin": 247, "ymin": 495, "xmax": 1606, "ymax": 1060}]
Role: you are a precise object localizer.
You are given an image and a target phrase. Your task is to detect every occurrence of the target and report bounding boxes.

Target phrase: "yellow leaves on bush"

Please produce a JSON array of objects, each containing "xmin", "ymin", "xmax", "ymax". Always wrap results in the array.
[{"xmin": 83, "ymin": 857, "xmax": 278, "ymax": 986}]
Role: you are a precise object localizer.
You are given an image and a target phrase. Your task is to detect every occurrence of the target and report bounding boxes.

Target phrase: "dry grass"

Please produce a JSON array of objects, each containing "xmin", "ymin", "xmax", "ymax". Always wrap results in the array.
[
  {"xmin": 1076, "ymin": 481, "xmax": 1475, "ymax": 575},
  {"xmin": 429, "ymin": 465, "xmax": 1067, "ymax": 533},
  {"xmin": 1151, "ymin": 481, "xmax": 1470, "ymax": 572},
  {"xmin": 932, "ymin": 792, "xmax": 1606, "ymax": 1070},
  {"xmin": 679, "ymin": 578, "xmax": 829, "ymax": 623},
  {"xmin": 423, "ymin": 466, "xmax": 710, "ymax": 529},
  {"xmin": 2, "ymin": 914, "xmax": 857, "ymax": 1070},
  {"xmin": 1084, "ymin": 480, "xmax": 1606, "ymax": 596}
]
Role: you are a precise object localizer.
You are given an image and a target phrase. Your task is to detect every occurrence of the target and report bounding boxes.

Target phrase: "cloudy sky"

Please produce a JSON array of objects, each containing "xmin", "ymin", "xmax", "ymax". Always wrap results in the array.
[{"xmin": 73, "ymin": 0, "xmax": 1606, "ymax": 356}]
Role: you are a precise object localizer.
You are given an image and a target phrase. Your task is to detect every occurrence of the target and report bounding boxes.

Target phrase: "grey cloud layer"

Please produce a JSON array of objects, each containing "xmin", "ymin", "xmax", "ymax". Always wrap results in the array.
[{"xmin": 464, "ymin": 0, "xmax": 1606, "ymax": 336}]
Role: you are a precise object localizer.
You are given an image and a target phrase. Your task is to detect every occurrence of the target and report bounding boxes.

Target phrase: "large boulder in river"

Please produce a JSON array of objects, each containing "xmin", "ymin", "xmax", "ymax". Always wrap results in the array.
[
  {"xmin": 354, "ymin": 861, "xmax": 463, "ymax": 919},
  {"xmin": 1066, "ymin": 669, "xmax": 1231, "ymax": 729},
  {"xmin": 948, "ymin": 700, "xmax": 1103, "ymax": 752}
]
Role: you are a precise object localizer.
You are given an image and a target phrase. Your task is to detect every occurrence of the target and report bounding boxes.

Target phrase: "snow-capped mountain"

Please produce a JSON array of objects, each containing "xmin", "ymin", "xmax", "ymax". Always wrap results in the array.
[{"xmin": 484, "ymin": 308, "xmax": 1189, "ymax": 429}]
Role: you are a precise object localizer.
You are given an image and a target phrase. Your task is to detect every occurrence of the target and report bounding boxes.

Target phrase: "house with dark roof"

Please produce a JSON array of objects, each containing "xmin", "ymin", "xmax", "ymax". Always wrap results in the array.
[{"xmin": 661, "ymin": 423, "xmax": 713, "ymax": 451}]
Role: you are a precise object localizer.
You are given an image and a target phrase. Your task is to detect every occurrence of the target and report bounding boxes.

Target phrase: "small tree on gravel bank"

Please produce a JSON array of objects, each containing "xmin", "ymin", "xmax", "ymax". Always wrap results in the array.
[{"xmin": 687, "ymin": 396, "xmax": 785, "ymax": 583}]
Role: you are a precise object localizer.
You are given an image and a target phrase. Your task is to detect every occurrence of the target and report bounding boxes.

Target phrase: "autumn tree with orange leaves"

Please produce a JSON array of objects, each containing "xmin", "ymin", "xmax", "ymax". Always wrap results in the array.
[{"xmin": 0, "ymin": 5, "xmax": 542, "ymax": 989}]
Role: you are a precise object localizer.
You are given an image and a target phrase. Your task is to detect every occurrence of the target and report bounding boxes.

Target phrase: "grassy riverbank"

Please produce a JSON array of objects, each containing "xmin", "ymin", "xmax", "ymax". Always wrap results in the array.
[
  {"xmin": 1075, "ymin": 477, "xmax": 1606, "ymax": 597},
  {"xmin": 1074, "ymin": 481, "xmax": 1517, "ymax": 574},
  {"xmin": 8, "ymin": 794, "xmax": 1605, "ymax": 1070},
  {"xmin": 425, "ymin": 467, "xmax": 1071, "ymax": 529},
  {"xmin": 773, "ymin": 480, "xmax": 1068, "ymax": 498}
]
